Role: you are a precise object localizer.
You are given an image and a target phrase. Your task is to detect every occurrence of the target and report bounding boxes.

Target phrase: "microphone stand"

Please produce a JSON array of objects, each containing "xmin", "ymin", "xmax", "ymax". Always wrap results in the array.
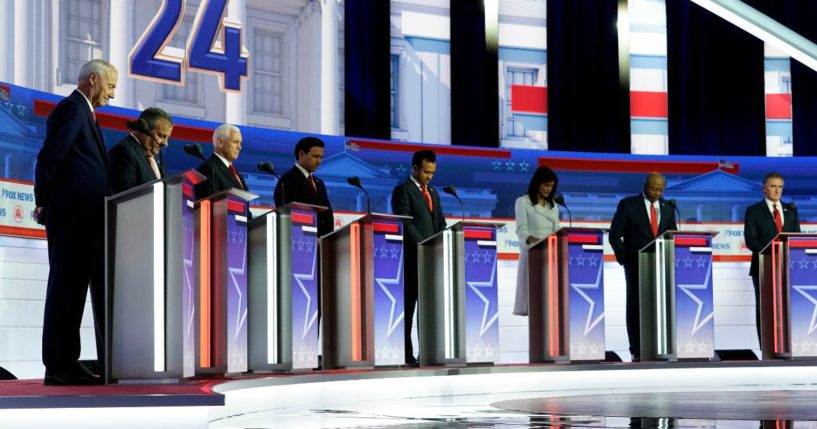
[{"xmin": 669, "ymin": 199, "xmax": 681, "ymax": 230}]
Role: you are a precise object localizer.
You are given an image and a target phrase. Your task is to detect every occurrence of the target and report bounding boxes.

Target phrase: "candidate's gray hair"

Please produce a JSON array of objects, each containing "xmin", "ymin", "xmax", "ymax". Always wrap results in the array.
[
  {"xmin": 212, "ymin": 123, "xmax": 240, "ymax": 145},
  {"xmin": 78, "ymin": 59, "xmax": 115, "ymax": 82}
]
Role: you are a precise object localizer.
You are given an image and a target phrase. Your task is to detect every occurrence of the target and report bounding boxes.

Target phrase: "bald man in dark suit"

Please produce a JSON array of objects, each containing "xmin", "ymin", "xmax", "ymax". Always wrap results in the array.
[
  {"xmin": 609, "ymin": 172, "xmax": 677, "ymax": 362},
  {"xmin": 35, "ymin": 59, "xmax": 118, "ymax": 385},
  {"xmin": 391, "ymin": 150, "xmax": 447, "ymax": 365}
]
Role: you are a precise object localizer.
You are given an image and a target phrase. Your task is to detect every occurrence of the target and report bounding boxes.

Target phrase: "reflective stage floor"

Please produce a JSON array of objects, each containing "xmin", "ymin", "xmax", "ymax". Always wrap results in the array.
[{"xmin": 4, "ymin": 361, "xmax": 817, "ymax": 428}]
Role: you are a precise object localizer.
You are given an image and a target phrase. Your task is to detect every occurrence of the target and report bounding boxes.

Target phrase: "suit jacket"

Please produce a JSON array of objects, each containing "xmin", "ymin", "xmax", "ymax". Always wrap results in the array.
[
  {"xmin": 273, "ymin": 166, "xmax": 335, "ymax": 237},
  {"xmin": 194, "ymin": 154, "xmax": 248, "ymax": 200},
  {"xmin": 34, "ymin": 90, "xmax": 109, "ymax": 232},
  {"xmin": 108, "ymin": 135, "xmax": 167, "ymax": 194},
  {"xmin": 744, "ymin": 200, "xmax": 801, "ymax": 277},
  {"xmin": 391, "ymin": 178, "xmax": 447, "ymax": 245},
  {"xmin": 609, "ymin": 194, "xmax": 678, "ymax": 266}
]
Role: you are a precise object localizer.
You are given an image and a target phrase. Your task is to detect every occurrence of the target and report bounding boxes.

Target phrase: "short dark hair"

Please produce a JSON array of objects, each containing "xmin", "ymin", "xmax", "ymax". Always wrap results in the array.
[
  {"xmin": 526, "ymin": 166, "xmax": 559, "ymax": 207},
  {"xmin": 139, "ymin": 107, "xmax": 173, "ymax": 129},
  {"xmin": 763, "ymin": 172, "xmax": 784, "ymax": 185},
  {"xmin": 294, "ymin": 136, "xmax": 325, "ymax": 159},
  {"xmin": 411, "ymin": 150, "xmax": 436, "ymax": 168}
]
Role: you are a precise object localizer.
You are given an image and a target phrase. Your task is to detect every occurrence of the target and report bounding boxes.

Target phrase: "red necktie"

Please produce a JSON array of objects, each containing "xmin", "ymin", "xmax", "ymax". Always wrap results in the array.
[
  {"xmin": 421, "ymin": 184, "xmax": 433, "ymax": 212},
  {"xmin": 773, "ymin": 204, "xmax": 783, "ymax": 233},
  {"xmin": 228, "ymin": 164, "xmax": 244, "ymax": 190},
  {"xmin": 308, "ymin": 174, "xmax": 317, "ymax": 192},
  {"xmin": 649, "ymin": 202, "xmax": 658, "ymax": 237}
]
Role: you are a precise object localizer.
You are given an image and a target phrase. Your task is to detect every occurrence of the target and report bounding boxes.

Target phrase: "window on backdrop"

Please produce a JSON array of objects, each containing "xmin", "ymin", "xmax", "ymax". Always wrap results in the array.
[{"xmin": 62, "ymin": 0, "xmax": 106, "ymax": 85}]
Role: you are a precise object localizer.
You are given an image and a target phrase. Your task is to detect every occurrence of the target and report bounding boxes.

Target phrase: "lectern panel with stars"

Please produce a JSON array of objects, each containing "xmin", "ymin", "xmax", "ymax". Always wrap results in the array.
[
  {"xmin": 463, "ymin": 227, "xmax": 500, "ymax": 363},
  {"xmin": 290, "ymin": 210, "xmax": 320, "ymax": 369},
  {"xmin": 181, "ymin": 181, "xmax": 197, "ymax": 377},
  {"xmin": 674, "ymin": 235, "xmax": 715, "ymax": 359},
  {"xmin": 225, "ymin": 196, "xmax": 250, "ymax": 373},
  {"xmin": 372, "ymin": 220, "xmax": 405, "ymax": 366},
  {"xmin": 566, "ymin": 231, "xmax": 606, "ymax": 361},
  {"xmin": 787, "ymin": 238, "xmax": 817, "ymax": 358}
]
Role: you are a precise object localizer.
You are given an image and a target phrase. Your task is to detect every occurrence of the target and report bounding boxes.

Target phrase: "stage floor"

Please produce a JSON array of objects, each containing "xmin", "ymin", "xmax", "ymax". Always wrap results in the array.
[{"xmin": 4, "ymin": 361, "xmax": 817, "ymax": 428}]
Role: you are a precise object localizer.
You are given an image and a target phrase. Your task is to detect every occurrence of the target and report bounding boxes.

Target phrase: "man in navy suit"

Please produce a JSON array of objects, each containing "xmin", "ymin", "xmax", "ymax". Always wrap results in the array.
[
  {"xmin": 273, "ymin": 136, "xmax": 335, "ymax": 237},
  {"xmin": 743, "ymin": 172, "xmax": 800, "ymax": 344},
  {"xmin": 392, "ymin": 150, "xmax": 447, "ymax": 365},
  {"xmin": 609, "ymin": 172, "xmax": 678, "ymax": 362},
  {"xmin": 34, "ymin": 59, "xmax": 118, "ymax": 385},
  {"xmin": 195, "ymin": 124, "xmax": 249, "ymax": 199},
  {"xmin": 108, "ymin": 107, "xmax": 173, "ymax": 194}
]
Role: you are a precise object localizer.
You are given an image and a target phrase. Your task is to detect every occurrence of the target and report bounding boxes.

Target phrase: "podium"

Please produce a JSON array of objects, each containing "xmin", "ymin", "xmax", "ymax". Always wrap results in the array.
[
  {"xmin": 321, "ymin": 213, "xmax": 411, "ymax": 368},
  {"xmin": 247, "ymin": 202, "xmax": 326, "ymax": 372},
  {"xmin": 528, "ymin": 227, "xmax": 607, "ymax": 363},
  {"xmin": 194, "ymin": 188, "xmax": 258, "ymax": 375},
  {"xmin": 759, "ymin": 233, "xmax": 817, "ymax": 359},
  {"xmin": 638, "ymin": 230, "xmax": 718, "ymax": 361},
  {"xmin": 104, "ymin": 170, "xmax": 205, "ymax": 383},
  {"xmin": 417, "ymin": 221, "xmax": 503, "ymax": 367}
]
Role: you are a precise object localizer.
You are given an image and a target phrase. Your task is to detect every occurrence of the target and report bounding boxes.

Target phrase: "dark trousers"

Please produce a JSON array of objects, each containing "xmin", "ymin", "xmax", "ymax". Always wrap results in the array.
[
  {"xmin": 42, "ymin": 226, "xmax": 105, "ymax": 376},
  {"xmin": 751, "ymin": 273, "xmax": 761, "ymax": 346},
  {"xmin": 404, "ymin": 246, "xmax": 418, "ymax": 361},
  {"xmin": 623, "ymin": 258, "xmax": 641, "ymax": 357}
]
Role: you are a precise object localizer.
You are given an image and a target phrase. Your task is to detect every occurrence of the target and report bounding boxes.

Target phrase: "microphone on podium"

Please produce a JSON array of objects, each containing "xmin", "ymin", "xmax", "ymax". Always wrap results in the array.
[
  {"xmin": 183, "ymin": 143, "xmax": 206, "ymax": 161},
  {"xmin": 346, "ymin": 176, "xmax": 371, "ymax": 215},
  {"xmin": 443, "ymin": 185, "xmax": 465, "ymax": 223},
  {"xmin": 668, "ymin": 198, "xmax": 681, "ymax": 230},
  {"xmin": 256, "ymin": 161, "xmax": 278, "ymax": 179},
  {"xmin": 554, "ymin": 195, "xmax": 572, "ymax": 227}
]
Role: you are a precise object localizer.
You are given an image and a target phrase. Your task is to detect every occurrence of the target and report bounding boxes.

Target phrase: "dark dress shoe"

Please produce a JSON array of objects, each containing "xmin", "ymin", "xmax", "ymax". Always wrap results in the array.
[
  {"xmin": 44, "ymin": 370, "xmax": 102, "ymax": 386},
  {"xmin": 403, "ymin": 356, "xmax": 419, "ymax": 367}
]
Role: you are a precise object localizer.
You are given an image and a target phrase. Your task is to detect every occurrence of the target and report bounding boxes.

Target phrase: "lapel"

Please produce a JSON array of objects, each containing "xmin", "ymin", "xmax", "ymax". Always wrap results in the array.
[
  {"xmin": 212, "ymin": 155, "xmax": 244, "ymax": 190},
  {"xmin": 128, "ymin": 135, "xmax": 155, "ymax": 179},
  {"xmin": 74, "ymin": 92, "xmax": 109, "ymax": 167},
  {"xmin": 635, "ymin": 195, "xmax": 652, "ymax": 237},
  {"xmin": 409, "ymin": 180, "xmax": 433, "ymax": 214}
]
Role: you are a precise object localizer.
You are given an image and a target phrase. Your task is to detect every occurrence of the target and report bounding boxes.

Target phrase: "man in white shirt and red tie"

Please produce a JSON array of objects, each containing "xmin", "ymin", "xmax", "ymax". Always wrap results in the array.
[
  {"xmin": 195, "ymin": 124, "xmax": 249, "ymax": 199},
  {"xmin": 109, "ymin": 107, "xmax": 174, "ymax": 194},
  {"xmin": 391, "ymin": 150, "xmax": 447, "ymax": 366},
  {"xmin": 273, "ymin": 136, "xmax": 335, "ymax": 237},
  {"xmin": 743, "ymin": 172, "xmax": 801, "ymax": 345},
  {"xmin": 609, "ymin": 172, "xmax": 677, "ymax": 362}
]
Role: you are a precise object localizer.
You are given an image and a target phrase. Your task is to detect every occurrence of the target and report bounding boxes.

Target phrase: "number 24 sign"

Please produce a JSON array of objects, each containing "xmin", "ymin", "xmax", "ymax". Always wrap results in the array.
[{"xmin": 129, "ymin": 0, "xmax": 249, "ymax": 92}]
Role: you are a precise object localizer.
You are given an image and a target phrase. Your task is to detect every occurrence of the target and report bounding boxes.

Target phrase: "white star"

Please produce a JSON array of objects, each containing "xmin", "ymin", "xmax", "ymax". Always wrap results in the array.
[
  {"xmin": 466, "ymin": 257, "xmax": 499, "ymax": 337},
  {"xmin": 491, "ymin": 160, "xmax": 502, "ymax": 171},
  {"xmin": 227, "ymin": 226, "xmax": 249, "ymax": 352},
  {"xmin": 683, "ymin": 257, "xmax": 693, "ymax": 268},
  {"xmin": 519, "ymin": 161, "xmax": 530, "ymax": 172},
  {"xmin": 569, "ymin": 255, "xmax": 605, "ymax": 336},
  {"xmin": 16, "ymin": 103, "xmax": 25, "ymax": 116},
  {"xmin": 791, "ymin": 284, "xmax": 817, "ymax": 335},
  {"xmin": 375, "ymin": 248, "xmax": 405, "ymax": 339},
  {"xmin": 677, "ymin": 258, "xmax": 715, "ymax": 336},
  {"xmin": 293, "ymin": 236, "xmax": 319, "ymax": 339},
  {"xmin": 575, "ymin": 254, "xmax": 586, "ymax": 266},
  {"xmin": 505, "ymin": 161, "xmax": 516, "ymax": 171},
  {"xmin": 800, "ymin": 258, "xmax": 810, "ymax": 270}
]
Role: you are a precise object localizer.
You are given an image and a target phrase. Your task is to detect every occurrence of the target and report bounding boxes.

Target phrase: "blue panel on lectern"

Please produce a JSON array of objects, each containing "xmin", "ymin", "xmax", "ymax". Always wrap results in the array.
[
  {"xmin": 787, "ymin": 239, "xmax": 817, "ymax": 358},
  {"xmin": 372, "ymin": 220, "xmax": 405, "ymax": 366},
  {"xmin": 226, "ymin": 198, "xmax": 248, "ymax": 373},
  {"xmin": 182, "ymin": 182, "xmax": 196, "ymax": 377},
  {"xmin": 567, "ymin": 231, "xmax": 605, "ymax": 360},
  {"xmin": 290, "ymin": 209, "xmax": 320, "ymax": 369},
  {"xmin": 674, "ymin": 235, "xmax": 715, "ymax": 359},
  {"xmin": 463, "ymin": 226, "xmax": 499, "ymax": 363}
]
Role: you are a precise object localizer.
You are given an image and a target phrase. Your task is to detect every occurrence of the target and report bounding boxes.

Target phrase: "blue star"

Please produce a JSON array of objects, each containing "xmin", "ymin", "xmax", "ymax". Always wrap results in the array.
[
  {"xmin": 570, "ymin": 256, "xmax": 605, "ymax": 337},
  {"xmin": 505, "ymin": 161, "xmax": 516, "ymax": 171},
  {"xmin": 800, "ymin": 258, "xmax": 811, "ymax": 270},
  {"xmin": 588, "ymin": 255, "xmax": 598, "ymax": 266},
  {"xmin": 696, "ymin": 257, "xmax": 706, "ymax": 268},
  {"xmin": 519, "ymin": 161, "xmax": 530, "ymax": 172},
  {"xmin": 575, "ymin": 254, "xmax": 586, "ymax": 266},
  {"xmin": 683, "ymin": 257, "xmax": 693, "ymax": 268},
  {"xmin": 491, "ymin": 160, "xmax": 502, "ymax": 171},
  {"xmin": 483, "ymin": 251, "xmax": 494, "ymax": 264},
  {"xmin": 677, "ymin": 260, "xmax": 714, "ymax": 336},
  {"xmin": 390, "ymin": 246, "xmax": 399, "ymax": 259},
  {"xmin": 466, "ymin": 258, "xmax": 499, "ymax": 337}
]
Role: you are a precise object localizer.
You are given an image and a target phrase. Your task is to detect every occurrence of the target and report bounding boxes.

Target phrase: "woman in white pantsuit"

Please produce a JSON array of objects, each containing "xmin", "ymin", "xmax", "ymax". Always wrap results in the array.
[{"xmin": 513, "ymin": 166, "xmax": 560, "ymax": 315}]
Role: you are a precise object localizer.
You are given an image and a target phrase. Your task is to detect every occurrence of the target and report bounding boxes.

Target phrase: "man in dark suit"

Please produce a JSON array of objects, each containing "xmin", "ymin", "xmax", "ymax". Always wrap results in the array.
[
  {"xmin": 609, "ymin": 172, "xmax": 678, "ymax": 362},
  {"xmin": 391, "ymin": 150, "xmax": 447, "ymax": 365},
  {"xmin": 195, "ymin": 124, "xmax": 248, "ymax": 199},
  {"xmin": 108, "ymin": 107, "xmax": 173, "ymax": 194},
  {"xmin": 743, "ymin": 172, "xmax": 800, "ymax": 345},
  {"xmin": 34, "ymin": 59, "xmax": 118, "ymax": 385},
  {"xmin": 273, "ymin": 136, "xmax": 335, "ymax": 237}
]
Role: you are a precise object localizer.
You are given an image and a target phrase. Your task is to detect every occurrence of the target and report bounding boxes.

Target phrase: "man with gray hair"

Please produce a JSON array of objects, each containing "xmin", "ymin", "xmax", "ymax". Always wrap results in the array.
[
  {"xmin": 194, "ymin": 123, "xmax": 248, "ymax": 199},
  {"xmin": 34, "ymin": 59, "xmax": 118, "ymax": 385}
]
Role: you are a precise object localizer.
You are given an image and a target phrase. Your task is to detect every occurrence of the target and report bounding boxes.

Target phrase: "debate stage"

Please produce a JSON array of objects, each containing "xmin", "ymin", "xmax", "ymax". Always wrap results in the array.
[{"xmin": 4, "ymin": 360, "xmax": 817, "ymax": 428}]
